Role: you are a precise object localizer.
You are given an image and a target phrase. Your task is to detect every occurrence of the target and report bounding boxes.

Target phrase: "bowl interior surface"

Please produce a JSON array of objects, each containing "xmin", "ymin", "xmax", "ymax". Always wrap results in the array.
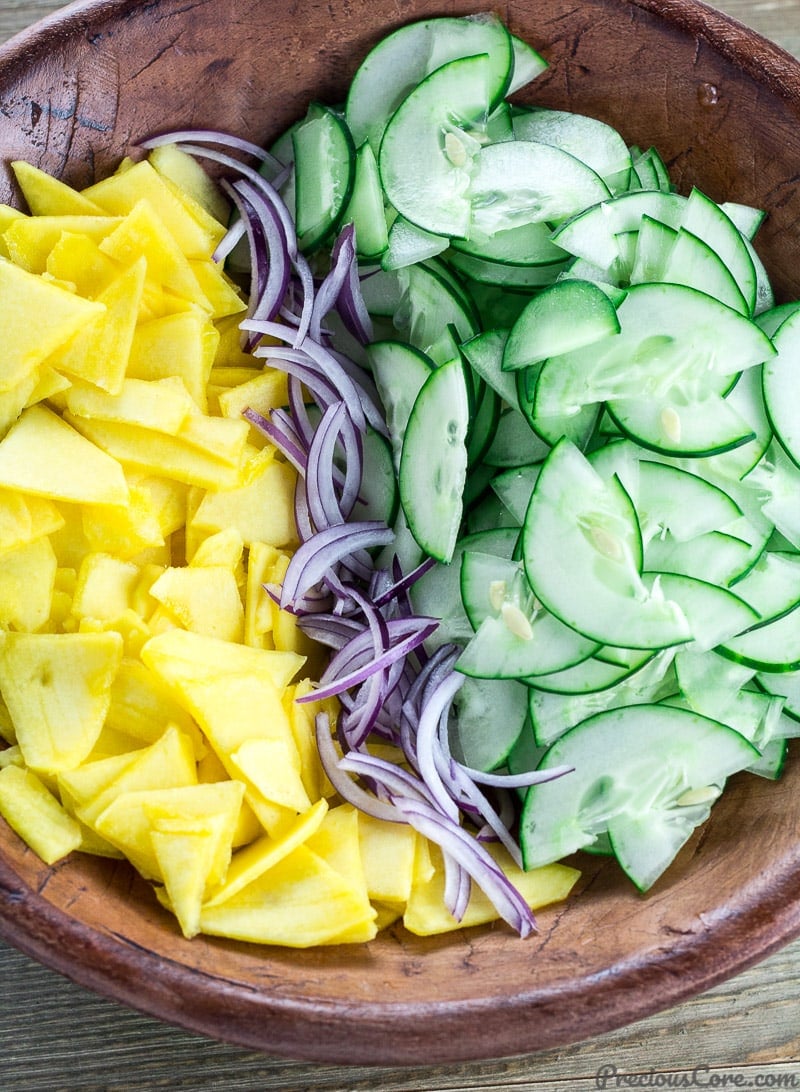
[{"xmin": 1, "ymin": 0, "xmax": 800, "ymax": 1065}]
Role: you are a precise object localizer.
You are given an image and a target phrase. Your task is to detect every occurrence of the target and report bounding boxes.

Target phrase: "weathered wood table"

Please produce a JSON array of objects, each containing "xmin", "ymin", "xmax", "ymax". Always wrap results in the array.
[{"xmin": 0, "ymin": 1, "xmax": 798, "ymax": 1088}]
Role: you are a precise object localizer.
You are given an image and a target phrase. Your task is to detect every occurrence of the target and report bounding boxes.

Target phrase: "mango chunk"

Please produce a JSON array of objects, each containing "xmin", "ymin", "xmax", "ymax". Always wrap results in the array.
[
  {"xmin": 66, "ymin": 724, "xmax": 197, "ymax": 828},
  {"xmin": 217, "ymin": 366, "xmax": 290, "ymax": 422},
  {"xmin": 64, "ymin": 412, "xmax": 247, "ymax": 491},
  {"xmin": 65, "ymin": 375, "xmax": 196, "ymax": 433},
  {"xmin": 46, "ymin": 231, "xmax": 120, "ymax": 299},
  {"xmin": 190, "ymin": 447, "xmax": 298, "ymax": 549},
  {"xmin": 94, "ymin": 779, "xmax": 243, "ymax": 885},
  {"xmin": 0, "ymin": 489, "xmax": 64, "ymax": 558},
  {"xmin": 141, "ymin": 627, "xmax": 304, "ymax": 693},
  {"xmin": 3, "ymin": 215, "xmax": 120, "ymax": 274},
  {"xmin": 204, "ymin": 797, "xmax": 329, "ymax": 908},
  {"xmin": 98, "ymin": 199, "xmax": 211, "ymax": 307},
  {"xmin": 127, "ymin": 310, "xmax": 219, "ymax": 412},
  {"xmin": 0, "ymin": 536, "xmax": 57, "ymax": 632},
  {"xmin": 0, "ymin": 406, "xmax": 129, "ymax": 506},
  {"xmin": 148, "ymin": 565, "xmax": 244, "ymax": 643},
  {"xmin": 147, "ymin": 144, "xmax": 230, "ymax": 226},
  {"xmin": 198, "ymin": 843, "xmax": 378, "ymax": 947},
  {"xmin": 105, "ymin": 657, "xmax": 203, "ymax": 752},
  {"xmin": 0, "ymin": 630, "xmax": 123, "ymax": 774},
  {"xmin": 0, "ymin": 764, "xmax": 82, "ymax": 863},
  {"xmin": 358, "ymin": 812, "xmax": 419, "ymax": 906},
  {"xmin": 84, "ymin": 160, "xmax": 225, "ymax": 258},
  {"xmin": 229, "ymin": 737, "xmax": 312, "ymax": 814},
  {"xmin": 49, "ymin": 257, "xmax": 147, "ymax": 393},
  {"xmin": 0, "ymin": 259, "xmax": 105, "ymax": 391},
  {"xmin": 403, "ymin": 845, "xmax": 581, "ymax": 936},
  {"xmin": 11, "ymin": 161, "xmax": 104, "ymax": 217}
]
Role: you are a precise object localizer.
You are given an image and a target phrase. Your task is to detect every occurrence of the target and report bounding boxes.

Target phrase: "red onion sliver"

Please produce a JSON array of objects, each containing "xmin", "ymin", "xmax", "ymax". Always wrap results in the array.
[
  {"xmin": 391, "ymin": 796, "xmax": 537, "ymax": 938},
  {"xmin": 315, "ymin": 713, "xmax": 403, "ymax": 823},
  {"xmin": 280, "ymin": 520, "xmax": 395, "ymax": 607}
]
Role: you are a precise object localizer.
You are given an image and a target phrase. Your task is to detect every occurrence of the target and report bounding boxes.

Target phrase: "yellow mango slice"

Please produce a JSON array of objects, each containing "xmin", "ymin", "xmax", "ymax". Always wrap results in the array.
[
  {"xmin": 198, "ymin": 843, "xmax": 378, "ymax": 947},
  {"xmin": 105, "ymin": 657, "xmax": 203, "ymax": 753},
  {"xmin": 0, "ymin": 259, "xmax": 106, "ymax": 391},
  {"xmin": 81, "ymin": 484, "xmax": 165, "ymax": 561},
  {"xmin": 244, "ymin": 541, "xmax": 281, "ymax": 648},
  {"xmin": 65, "ymin": 375, "xmax": 196, "ymax": 433},
  {"xmin": 0, "ymin": 406, "xmax": 129, "ymax": 506},
  {"xmin": 147, "ymin": 144, "xmax": 230, "ymax": 225},
  {"xmin": 84, "ymin": 160, "xmax": 225, "ymax": 258},
  {"xmin": 94, "ymin": 779, "xmax": 243, "ymax": 884},
  {"xmin": 65, "ymin": 412, "xmax": 247, "ymax": 491},
  {"xmin": 127, "ymin": 475, "xmax": 187, "ymax": 539},
  {"xmin": 0, "ymin": 536, "xmax": 57, "ymax": 632},
  {"xmin": 358, "ymin": 811, "xmax": 418, "ymax": 905},
  {"xmin": 71, "ymin": 553, "xmax": 140, "ymax": 625},
  {"xmin": 218, "ymin": 366, "xmax": 290, "ymax": 422},
  {"xmin": 26, "ymin": 365, "xmax": 71, "ymax": 407},
  {"xmin": 0, "ymin": 764, "xmax": 82, "ymax": 864},
  {"xmin": 283, "ymin": 680, "xmax": 335, "ymax": 804},
  {"xmin": 12, "ymin": 161, "xmax": 105, "ymax": 217},
  {"xmin": 98, "ymin": 199, "xmax": 211, "ymax": 307},
  {"xmin": 127, "ymin": 310, "xmax": 219, "ymax": 411},
  {"xmin": 48, "ymin": 257, "xmax": 147, "ymax": 393},
  {"xmin": 188, "ymin": 526, "xmax": 244, "ymax": 573},
  {"xmin": 189, "ymin": 259, "xmax": 246, "ymax": 320},
  {"xmin": 0, "ymin": 488, "xmax": 63, "ymax": 558},
  {"xmin": 3, "ymin": 215, "xmax": 120, "ymax": 274},
  {"xmin": 403, "ymin": 845, "xmax": 581, "ymax": 936},
  {"xmin": 0, "ymin": 204, "xmax": 26, "ymax": 258},
  {"xmin": 69, "ymin": 724, "xmax": 197, "ymax": 829},
  {"xmin": 190, "ymin": 447, "xmax": 298, "ymax": 549},
  {"xmin": 229, "ymin": 737, "xmax": 313, "ymax": 814},
  {"xmin": 151, "ymin": 822, "xmax": 222, "ymax": 938},
  {"xmin": 305, "ymin": 803, "xmax": 368, "ymax": 897},
  {"xmin": 147, "ymin": 565, "xmax": 244, "ymax": 643},
  {"xmin": 141, "ymin": 627, "xmax": 305, "ymax": 693},
  {"xmin": 46, "ymin": 231, "xmax": 120, "ymax": 299},
  {"xmin": 0, "ymin": 369, "xmax": 40, "ymax": 438},
  {"xmin": 0, "ymin": 630, "xmax": 123, "ymax": 774},
  {"xmin": 204, "ymin": 797, "xmax": 329, "ymax": 908}
]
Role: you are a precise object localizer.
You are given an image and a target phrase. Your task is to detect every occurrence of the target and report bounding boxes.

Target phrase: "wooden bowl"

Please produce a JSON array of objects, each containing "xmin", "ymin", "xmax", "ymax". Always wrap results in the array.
[{"xmin": 1, "ymin": 0, "xmax": 800, "ymax": 1066}]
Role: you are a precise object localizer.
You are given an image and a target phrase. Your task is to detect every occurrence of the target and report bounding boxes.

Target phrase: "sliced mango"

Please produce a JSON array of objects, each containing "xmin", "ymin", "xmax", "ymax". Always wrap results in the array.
[
  {"xmin": 0, "ymin": 630, "xmax": 123, "ymax": 774},
  {"xmin": 0, "ymin": 406, "xmax": 129, "ymax": 506}
]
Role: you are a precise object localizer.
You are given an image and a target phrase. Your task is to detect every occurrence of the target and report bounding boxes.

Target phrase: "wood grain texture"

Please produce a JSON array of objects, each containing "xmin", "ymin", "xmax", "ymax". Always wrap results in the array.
[{"xmin": 0, "ymin": 0, "xmax": 798, "ymax": 1086}]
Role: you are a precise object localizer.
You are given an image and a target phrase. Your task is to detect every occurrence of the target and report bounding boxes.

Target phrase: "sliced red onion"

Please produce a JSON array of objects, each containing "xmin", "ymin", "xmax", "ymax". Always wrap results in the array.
[
  {"xmin": 228, "ymin": 178, "xmax": 291, "ymax": 330},
  {"xmin": 243, "ymin": 407, "xmax": 308, "ymax": 474},
  {"xmin": 298, "ymin": 619, "xmax": 439, "ymax": 703},
  {"xmin": 443, "ymin": 854, "xmax": 471, "ymax": 924},
  {"xmin": 455, "ymin": 762, "xmax": 575, "ymax": 789},
  {"xmin": 414, "ymin": 671, "xmax": 465, "ymax": 824},
  {"xmin": 315, "ymin": 712, "xmax": 403, "ymax": 823},
  {"xmin": 139, "ymin": 128, "xmax": 284, "ymax": 177},
  {"xmin": 171, "ymin": 142, "xmax": 298, "ymax": 255},
  {"xmin": 390, "ymin": 796, "xmax": 537, "ymax": 938},
  {"xmin": 280, "ymin": 520, "xmax": 395, "ymax": 608}
]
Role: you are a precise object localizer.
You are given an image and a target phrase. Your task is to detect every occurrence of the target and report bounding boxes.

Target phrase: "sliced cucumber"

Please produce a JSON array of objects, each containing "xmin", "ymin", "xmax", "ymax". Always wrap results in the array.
[
  {"xmin": 449, "ymin": 675, "xmax": 528, "ymax": 772},
  {"xmin": 468, "ymin": 140, "xmax": 610, "ymax": 237},
  {"xmin": 292, "ymin": 103, "xmax": 355, "ymax": 251},
  {"xmin": 501, "ymin": 278, "xmax": 621, "ymax": 371},
  {"xmin": 519, "ymin": 704, "xmax": 758, "ymax": 889},
  {"xmin": 398, "ymin": 355, "xmax": 470, "ymax": 562},
  {"xmin": 521, "ymin": 439, "xmax": 692, "ymax": 649},
  {"xmin": 379, "ymin": 53, "xmax": 494, "ymax": 239},
  {"xmin": 346, "ymin": 13, "xmax": 515, "ymax": 153},
  {"xmin": 511, "ymin": 106, "xmax": 632, "ymax": 194}
]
